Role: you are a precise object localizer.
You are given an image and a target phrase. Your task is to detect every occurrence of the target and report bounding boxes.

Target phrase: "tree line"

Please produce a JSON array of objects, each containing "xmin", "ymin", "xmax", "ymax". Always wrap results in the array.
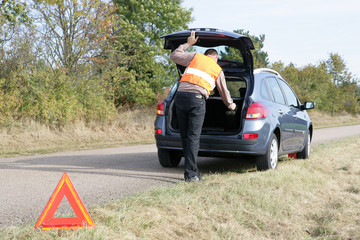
[{"xmin": 0, "ymin": 0, "xmax": 359, "ymax": 127}]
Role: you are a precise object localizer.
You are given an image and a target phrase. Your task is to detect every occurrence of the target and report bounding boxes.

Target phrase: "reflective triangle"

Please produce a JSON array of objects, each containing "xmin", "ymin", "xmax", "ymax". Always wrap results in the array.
[{"xmin": 34, "ymin": 172, "xmax": 95, "ymax": 230}]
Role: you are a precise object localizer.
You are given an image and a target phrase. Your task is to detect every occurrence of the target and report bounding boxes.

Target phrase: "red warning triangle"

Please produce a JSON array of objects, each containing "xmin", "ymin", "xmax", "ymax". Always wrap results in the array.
[{"xmin": 34, "ymin": 172, "xmax": 95, "ymax": 230}]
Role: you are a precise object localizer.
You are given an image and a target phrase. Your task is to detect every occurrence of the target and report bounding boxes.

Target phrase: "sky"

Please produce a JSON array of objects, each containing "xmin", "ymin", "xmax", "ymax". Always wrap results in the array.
[{"xmin": 181, "ymin": 0, "xmax": 360, "ymax": 79}]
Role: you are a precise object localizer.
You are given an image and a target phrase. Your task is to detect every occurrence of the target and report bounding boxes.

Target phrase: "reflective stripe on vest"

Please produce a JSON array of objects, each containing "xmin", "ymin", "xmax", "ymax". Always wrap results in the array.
[
  {"xmin": 180, "ymin": 53, "xmax": 222, "ymax": 94},
  {"xmin": 183, "ymin": 67, "xmax": 216, "ymax": 89}
]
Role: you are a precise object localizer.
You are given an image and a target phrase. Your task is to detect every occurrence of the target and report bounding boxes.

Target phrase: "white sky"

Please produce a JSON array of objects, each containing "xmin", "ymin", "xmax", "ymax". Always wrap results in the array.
[{"xmin": 182, "ymin": 0, "xmax": 360, "ymax": 78}]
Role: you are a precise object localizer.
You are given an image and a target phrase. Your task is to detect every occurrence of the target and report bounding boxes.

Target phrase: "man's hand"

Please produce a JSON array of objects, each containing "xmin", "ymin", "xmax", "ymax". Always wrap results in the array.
[
  {"xmin": 187, "ymin": 30, "xmax": 199, "ymax": 46},
  {"xmin": 228, "ymin": 103, "xmax": 236, "ymax": 111}
]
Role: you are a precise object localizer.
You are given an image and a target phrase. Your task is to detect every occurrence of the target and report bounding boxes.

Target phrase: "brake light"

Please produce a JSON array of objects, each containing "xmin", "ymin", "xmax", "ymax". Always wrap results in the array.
[
  {"xmin": 157, "ymin": 101, "xmax": 164, "ymax": 116},
  {"xmin": 246, "ymin": 103, "xmax": 268, "ymax": 119},
  {"xmin": 243, "ymin": 133, "xmax": 258, "ymax": 139},
  {"xmin": 155, "ymin": 129, "xmax": 163, "ymax": 135}
]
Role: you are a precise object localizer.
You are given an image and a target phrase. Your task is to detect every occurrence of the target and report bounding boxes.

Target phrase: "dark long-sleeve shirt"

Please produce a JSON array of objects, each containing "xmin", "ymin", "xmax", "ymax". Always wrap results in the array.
[{"xmin": 170, "ymin": 43, "xmax": 234, "ymax": 108}]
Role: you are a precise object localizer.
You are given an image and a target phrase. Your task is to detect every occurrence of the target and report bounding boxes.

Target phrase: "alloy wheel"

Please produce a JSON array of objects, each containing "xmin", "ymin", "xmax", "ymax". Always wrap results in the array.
[{"xmin": 270, "ymin": 138, "xmax": 278, "ymax": 169}]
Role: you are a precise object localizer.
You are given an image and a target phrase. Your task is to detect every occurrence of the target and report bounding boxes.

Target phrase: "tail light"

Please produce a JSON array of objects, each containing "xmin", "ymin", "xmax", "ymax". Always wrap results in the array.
[
  {"xmin": 246, "ymin": 103, "xmax": 268, "ymax": 119},
  {"xmin": 155, "ymin": 129, "xmax": 163, "ymax": 135},
  {"xmin": 243, "ymin": 133, "xmax": 258, "ymax": 139},
  {"xmin": 157, "ymin": 101, "xmax": 164, "ymax": 116}
]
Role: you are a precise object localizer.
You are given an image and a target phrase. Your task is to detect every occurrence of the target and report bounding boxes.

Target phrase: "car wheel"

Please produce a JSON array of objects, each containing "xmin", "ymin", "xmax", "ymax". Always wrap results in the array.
[
  {"xmin": 296, "ymin": 131, "xmax": 311, "ymax": 159},
  {"xmin": 158, "ymin": 149, "xmax": 182, "ymax": 167},
  {"xmin": 256, "ymin": 133, "xmax": 278, "ymax": 171}
]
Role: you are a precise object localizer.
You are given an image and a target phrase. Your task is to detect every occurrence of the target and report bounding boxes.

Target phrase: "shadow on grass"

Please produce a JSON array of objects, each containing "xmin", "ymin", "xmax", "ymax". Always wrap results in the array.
[{"xmin": 195, "ymin": 155, "xmax": 257, "ymax": 175}]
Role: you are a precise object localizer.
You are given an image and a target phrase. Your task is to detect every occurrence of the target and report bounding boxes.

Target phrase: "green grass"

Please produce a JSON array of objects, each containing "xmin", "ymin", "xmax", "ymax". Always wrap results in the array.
[{"xmin": 1, "ymin": 135, "xmax": 360, "ymax": 239}]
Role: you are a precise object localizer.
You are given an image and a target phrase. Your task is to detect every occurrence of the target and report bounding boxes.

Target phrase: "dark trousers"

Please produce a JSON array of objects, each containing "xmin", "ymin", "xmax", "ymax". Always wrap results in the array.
[{"xmin": 174, "ymin": 91, "xmax": 206, "ymax": 179}]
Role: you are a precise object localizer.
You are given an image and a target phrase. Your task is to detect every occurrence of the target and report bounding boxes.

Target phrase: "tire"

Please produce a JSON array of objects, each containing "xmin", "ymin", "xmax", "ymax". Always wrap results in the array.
[
  {"xmin": 158, "ymin": 149, "xmax": 182, "ymax": 168},
  {"xmin": 256, "ymin": 133, "xmax": 279, "ymax": 171},
  {"xmin": 296, "ymin": 131, "xmax": 311, "ymax": 159}
]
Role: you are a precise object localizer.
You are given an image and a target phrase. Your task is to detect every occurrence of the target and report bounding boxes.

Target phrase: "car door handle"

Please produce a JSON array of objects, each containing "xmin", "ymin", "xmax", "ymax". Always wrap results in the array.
[
  {"xmin": 278, "ymin": 110, "xmax": 283, "ymax": 115},
  {"xmin": 293, "ymin": 115, "xmax": 298, "ymax": 119}
]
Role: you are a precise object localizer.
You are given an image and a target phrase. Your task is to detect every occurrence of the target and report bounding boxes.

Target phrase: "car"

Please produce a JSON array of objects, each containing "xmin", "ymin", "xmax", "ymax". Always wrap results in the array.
[{"xmin": 154, "ymin": 28, "xmax": 315, "ymax": 170}]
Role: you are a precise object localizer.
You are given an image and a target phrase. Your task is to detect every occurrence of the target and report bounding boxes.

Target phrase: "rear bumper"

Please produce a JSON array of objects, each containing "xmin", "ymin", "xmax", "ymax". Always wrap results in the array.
[{"xmin": 155, "ymin": 134, "xmax": 268, "ymax": 155}]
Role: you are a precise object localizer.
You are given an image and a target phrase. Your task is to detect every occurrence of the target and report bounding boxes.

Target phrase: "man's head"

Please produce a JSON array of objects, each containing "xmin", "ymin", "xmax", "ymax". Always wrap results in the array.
[{"xmin": 204, "ymin": 49, "xmax": 218, "ymax": 62}]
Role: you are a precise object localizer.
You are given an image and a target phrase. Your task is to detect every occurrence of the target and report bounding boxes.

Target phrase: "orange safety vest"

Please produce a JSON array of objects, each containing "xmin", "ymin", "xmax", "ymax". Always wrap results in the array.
[{"xmin": 181, "ymin": 53, "xmax": 222, "ymax": 94}]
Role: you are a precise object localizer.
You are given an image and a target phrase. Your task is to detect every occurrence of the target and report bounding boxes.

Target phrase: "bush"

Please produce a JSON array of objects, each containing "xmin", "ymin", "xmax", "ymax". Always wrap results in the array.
[{"xmin": 0, "ymin": 65, "xmax": 117, "ymax": 127}]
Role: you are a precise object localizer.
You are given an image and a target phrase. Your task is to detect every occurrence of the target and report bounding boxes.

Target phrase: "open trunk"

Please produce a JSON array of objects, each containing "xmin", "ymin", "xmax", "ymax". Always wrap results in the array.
[
  {"xmin": 162, "ymin": 29, "xmax": 254, "ymax": 135},
  {"xmin": 169, "ymin": 73, "xmax": 247, "ymax": 135}
]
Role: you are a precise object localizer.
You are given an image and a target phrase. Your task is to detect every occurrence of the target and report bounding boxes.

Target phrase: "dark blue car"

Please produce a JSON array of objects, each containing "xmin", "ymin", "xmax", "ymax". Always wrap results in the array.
[{"xmin": 155, "ymin": 28, "xmax": 315, "ymax": 170}]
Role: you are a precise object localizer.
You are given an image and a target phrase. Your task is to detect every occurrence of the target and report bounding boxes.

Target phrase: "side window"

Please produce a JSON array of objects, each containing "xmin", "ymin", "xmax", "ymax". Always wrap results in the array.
[
  {"xmin": 278, "ymin": 79, "xmax": 299, "ymax": 108},
  {"xmin": 266, "ymin": 77, "xmax": 285, "ymax": 105},
  {"xmin": 260, "ymin": 80, "xmax": 270, "ymax": 100}
]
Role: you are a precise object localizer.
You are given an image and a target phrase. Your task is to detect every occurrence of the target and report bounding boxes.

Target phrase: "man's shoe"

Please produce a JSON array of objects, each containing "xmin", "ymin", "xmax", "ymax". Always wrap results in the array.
[{"xmin": 185, "ymin": 176, "xmax": 201, "ymax": 182}]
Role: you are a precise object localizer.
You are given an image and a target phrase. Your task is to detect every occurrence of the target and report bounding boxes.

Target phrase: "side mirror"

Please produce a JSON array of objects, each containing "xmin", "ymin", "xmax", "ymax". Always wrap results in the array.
[{"xmin": 301, "ymin": 101, "xmax": 315, "ymax": 110}]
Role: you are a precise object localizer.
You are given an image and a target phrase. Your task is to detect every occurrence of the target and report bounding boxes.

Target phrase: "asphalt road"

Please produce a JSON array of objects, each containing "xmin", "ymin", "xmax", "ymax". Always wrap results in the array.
[{"xmin": 1, "ymin": 124, "xmax": 360, "ymax": 229}]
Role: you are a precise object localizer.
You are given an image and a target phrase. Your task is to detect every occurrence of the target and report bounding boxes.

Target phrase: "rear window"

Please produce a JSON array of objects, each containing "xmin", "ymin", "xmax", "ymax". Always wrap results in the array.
[
  {"xmin": 226, "ymin": 80, "xmax": 246, "ymax": 98},
  {"xmin": 210, "ymin": 79, "xmax": 246, "ymax": 98},
  {"xmin": 188, "ymin": 45, "xmax": 244, "ymax": 63}
]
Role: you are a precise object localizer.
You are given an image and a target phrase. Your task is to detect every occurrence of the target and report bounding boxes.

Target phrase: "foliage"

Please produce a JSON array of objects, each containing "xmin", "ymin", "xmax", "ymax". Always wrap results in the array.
[
  {"xmin": 271, "ymin": 53, "xmax": 359, "ymax": 115},
  {"xmin": 0, "ymin": 0, "xmax": 193, "ymax": 126},
  {"xmin": 0, "ymin": 30, "xmax": 115, "ymax": 127},
  {"xmin": 220, "ymin": 29, "xmax": 269, "ymax": 68},
  {"xmin": 0, "ymin": 64, "xmax": 116, "ymax": 127},
  {"xmin": 1, "ymin": 0, "xmax": 359, "ymax": 128},
  {"xmin": 112, "ymin": 0, "xmax": 192, "ymax": 91},
  {"xmin": 0, "ymin": 0, "xmax": 31, "ymax": 25},
  {"xmin": 0, "ymin": 0, "xmax": 32, "ymax": 44},
  {"xmin": 31, "ymin": 0, "xmax": 118, "ymax": 74},
  {"xmin": 114, "ymin": 0, "xmax": 192, "ymax": 49}
]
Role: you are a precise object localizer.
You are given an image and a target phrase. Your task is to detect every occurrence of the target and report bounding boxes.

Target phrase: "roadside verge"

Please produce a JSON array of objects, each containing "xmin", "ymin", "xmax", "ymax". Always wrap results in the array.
[{"xmin": 1, "ymin": 135, "xmax": 360, "ymax": 239}]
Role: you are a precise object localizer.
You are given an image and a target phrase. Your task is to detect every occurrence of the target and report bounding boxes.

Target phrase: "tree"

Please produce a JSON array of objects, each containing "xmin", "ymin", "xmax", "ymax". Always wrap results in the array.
[
  {"xmin": 113, "ymin": 0, "xmax": 192, "ymax": 51},
  {"xmin": 0, "ymin": 0, "xmax": 31, "ymax": 43},
  {"xmin": 271, "ymin": 54, "xmax": 360, "ymax": 115},
  {"xmin": 32, "ymin": 0, "xmax": 117, "ymax": 74},
  {"xmin": 324, "ymin": 53, "xmax": 359, "ymax": 114},
  {"xmin": 112, "ymin": 0, "xmax": 192, "ymax": 91},
  {"xmin": 89, "ymin": 0, "xmax": 192, "ymax": 107},
  {"xmin": 220, "ymin": 29, "xmax": 269, "ymax": 68},
  {"xmin": 325, "ymin": 53, "xmax": 353, "ymax": 86},
  {"xmin": 0, "ymin": 0, "xmax": 31, "ymax": 24}
]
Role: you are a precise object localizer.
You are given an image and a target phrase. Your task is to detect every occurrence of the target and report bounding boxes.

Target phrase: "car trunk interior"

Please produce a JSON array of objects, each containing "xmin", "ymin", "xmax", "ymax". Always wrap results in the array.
[{"xmin": 169, "ymin": 73, "xmax": 247, "ymax": 135}]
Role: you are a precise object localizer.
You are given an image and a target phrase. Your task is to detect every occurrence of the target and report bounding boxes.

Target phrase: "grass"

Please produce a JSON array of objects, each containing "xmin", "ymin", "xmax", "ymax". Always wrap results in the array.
[
  {"xmin": 0, "ymin": 108, "xmax": 156, "ymax": 157},
  {"xmin": 0, "ymin": 109, "xmax": 359, "ymax": 157},
  {"xmin": 309, "ymin": 111, "xmax": 360, "ymax": 129},
  {"xmin": 1, "ymin": 135, "xmax": 360, "ymax": 239}
]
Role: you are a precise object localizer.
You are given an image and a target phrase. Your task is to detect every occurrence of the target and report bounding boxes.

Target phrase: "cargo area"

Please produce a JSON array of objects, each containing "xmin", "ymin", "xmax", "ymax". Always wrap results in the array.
[
  {"xmin": 169, "ymin": 75, "xmax": 247, "ymax": 135},
  {"xmin": 202, "ymin": 97, "xmax": 243, "ymax": 134}
]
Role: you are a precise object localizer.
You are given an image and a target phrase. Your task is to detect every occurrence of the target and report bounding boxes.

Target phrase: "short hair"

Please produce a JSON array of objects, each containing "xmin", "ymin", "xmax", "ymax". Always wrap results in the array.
[{"xmin": 204, "ymin": 49, "xmax": 218, "ymax": 57}]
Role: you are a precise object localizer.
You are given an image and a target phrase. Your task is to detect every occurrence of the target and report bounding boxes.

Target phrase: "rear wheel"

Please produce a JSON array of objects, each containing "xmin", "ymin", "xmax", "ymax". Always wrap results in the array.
[
  {"xmin": 256, "ymin": 133, "xmax": 279, "ymax": 171},
  {"xmin": 158, "ymin": 149, "xmax": 182, "ymax": 167},
  {"xmin": 296, "ymin": 131, "xmax": 311, "ymax": 159}
]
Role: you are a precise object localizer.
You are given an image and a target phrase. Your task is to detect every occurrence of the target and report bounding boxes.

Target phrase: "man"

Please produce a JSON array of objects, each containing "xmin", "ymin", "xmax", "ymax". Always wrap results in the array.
[{"xmin": 170, "ymin": 30, "xmax": 236, "ymax": 182}]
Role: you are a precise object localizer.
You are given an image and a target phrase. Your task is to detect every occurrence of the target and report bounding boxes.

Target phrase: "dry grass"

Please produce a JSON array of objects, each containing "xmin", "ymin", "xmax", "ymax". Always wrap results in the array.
[
  {"xmin": 309, "ymin": 111, "xmax": 360, "ymax": 129},
  {"xmin": 1, "ymin": 135, "xmax": 360, "ymax": 239},
  {"xmin": 0, "ymin": 108, "xmax": 156, "ymax": 157},
  {"xmin": 0, "ymin": 109, "xmax": 359, "ymax": 157}
]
